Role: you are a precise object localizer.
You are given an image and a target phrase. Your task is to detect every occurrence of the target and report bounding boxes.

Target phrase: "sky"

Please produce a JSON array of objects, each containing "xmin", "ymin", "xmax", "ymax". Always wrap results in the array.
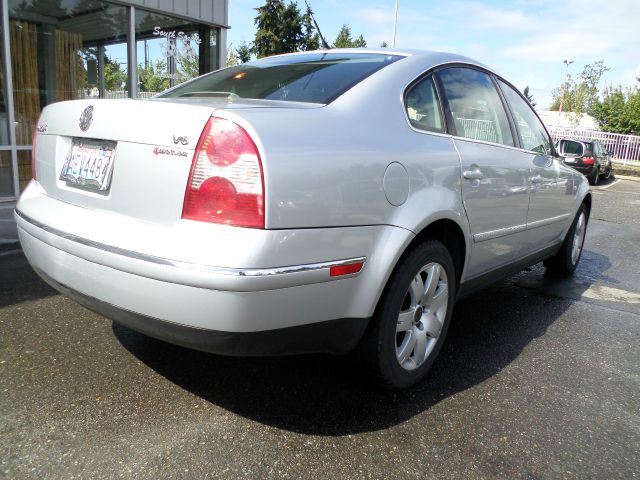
[{"xmin": 227, "ymin": 0, "xmax": 640, "ymax": 110}]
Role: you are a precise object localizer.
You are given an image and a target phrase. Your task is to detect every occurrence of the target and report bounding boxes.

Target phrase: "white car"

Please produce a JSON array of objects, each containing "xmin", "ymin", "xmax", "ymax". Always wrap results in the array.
[{"xmin": 16, "ymin": 50, "xmax": 591, "ymax": 388}]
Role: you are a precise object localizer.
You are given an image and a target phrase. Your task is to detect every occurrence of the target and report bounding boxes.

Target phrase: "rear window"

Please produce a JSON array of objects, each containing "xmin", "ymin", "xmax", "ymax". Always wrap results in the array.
[{"xmin": 158, "ymin": 52, "xmax": 402, "ymax": 104}]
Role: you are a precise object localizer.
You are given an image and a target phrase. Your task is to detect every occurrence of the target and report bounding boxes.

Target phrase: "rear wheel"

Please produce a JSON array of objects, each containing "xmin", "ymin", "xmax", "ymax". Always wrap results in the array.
[
  {"xmin": 544, "ymin": 204, "xmax": 588, "ymax": 276},
  {"xmin": 359, "ymin": 240, "xmax": 456, "ymax": 389},
  {"xmin": 588, "ymin": 167, "xmax": 599, "ymax": 186},
  {"xmin": 602, "ymin": 163, "xmax": 612, "ymax": 180}
]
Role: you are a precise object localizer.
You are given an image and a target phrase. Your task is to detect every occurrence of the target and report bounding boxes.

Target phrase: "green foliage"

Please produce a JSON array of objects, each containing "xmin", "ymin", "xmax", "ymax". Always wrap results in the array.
[
  {"xmin": 177, "ymin": 43, "xmax": 199, "ymax": 83},
  {"xmin": 253, "ymin": 0, "xmax": 320, "ymax": 57},
  {"xmin": 103, "ymin": 56, "xmax": 126, "ymax": 91},
  {"xmin": 333, "ymin": 25, "xmax": 367, "ymax": 48},
  {"xmin": 226, "ymin": 47, "xmax": 239, "ymax": 67},
  {"xmin": 254, "ymin": 0, "xmax": 287, "ymax": 58},
  {"xmin": 138, "ymin": 59, "xmax": 169, "ymax": 93},
  {"xmin": 236, "ymin": 42, "xmax": 254, "ymax": 64},
  {"xmin": 380, "ymin": 40, "xmax": 389, "ymax": 48},
  {"xmin": 549, "ymin": 60, "xmax": 609, "ymax": 125},
  {"xmin": 523, "ymin": 86, "xmax": 536, "ymax": 107},
  {"xmin": 301, "ymin": 5, "xmax": 320, "ymax": 51},
  {"xmin": 592, "ymin": 87, "xmax": 640, "ymax": 135}
]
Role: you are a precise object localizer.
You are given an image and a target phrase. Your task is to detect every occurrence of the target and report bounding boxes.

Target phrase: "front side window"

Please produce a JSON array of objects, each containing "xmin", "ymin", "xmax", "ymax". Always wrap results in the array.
[
  {"xmin": 498, "ymin": 80, "xmax": 552, "ymax": 155},
  {"xmin": 405, "ymin": 75, "xmax": 443, "ymax": 132},
  {"xmin": 437, "ymin": 67, "xmax": 514, "ymax": 147},
  {"xmin": 159, "ymin": 53, "xmax": 402, "ymax": 104}
]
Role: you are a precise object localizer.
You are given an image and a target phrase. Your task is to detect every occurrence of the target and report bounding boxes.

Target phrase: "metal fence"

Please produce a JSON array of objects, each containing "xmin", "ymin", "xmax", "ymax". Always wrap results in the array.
[
  {"xmin": 547, "ymin": 126, "xmax": 640, "ymax": 166},
  {"xmin": 77, "ymin": 90, "xmax": 157, "ymax": 100}
]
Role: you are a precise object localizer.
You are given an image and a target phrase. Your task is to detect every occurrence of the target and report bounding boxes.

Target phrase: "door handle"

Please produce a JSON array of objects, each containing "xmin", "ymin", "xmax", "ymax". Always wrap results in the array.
[
  {"xmin": 463, "ymin": 169, "xmax": 484, "ymax": 180},
  {"xmin": 531, "ymin": 175, "xmax": 544, "ymax": 184}
]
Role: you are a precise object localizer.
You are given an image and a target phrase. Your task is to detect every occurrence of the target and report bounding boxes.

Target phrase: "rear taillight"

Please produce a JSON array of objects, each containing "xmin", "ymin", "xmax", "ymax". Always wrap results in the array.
[
  {"xmin": 182, "ymin": 117, "xmax": 264, "ymax": 228},
  {"xmin": 582, "ymin": 156, "xmax": 595, "ymax": 165}
]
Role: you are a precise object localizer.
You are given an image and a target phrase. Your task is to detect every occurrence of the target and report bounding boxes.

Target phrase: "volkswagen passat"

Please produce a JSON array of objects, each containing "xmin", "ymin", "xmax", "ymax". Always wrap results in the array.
[{"xmin": 15, "ymin": 50, "xmax": 591, "ymax": 389}]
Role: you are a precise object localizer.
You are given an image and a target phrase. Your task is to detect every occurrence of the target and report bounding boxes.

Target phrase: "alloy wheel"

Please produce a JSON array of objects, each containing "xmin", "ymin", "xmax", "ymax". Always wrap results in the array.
[{"xmin": 395, "ymin": 262, "xmax": 449, "ymax": 371}]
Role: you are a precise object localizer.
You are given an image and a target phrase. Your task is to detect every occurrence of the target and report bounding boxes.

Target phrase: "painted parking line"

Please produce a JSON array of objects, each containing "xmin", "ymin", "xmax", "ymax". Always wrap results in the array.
[
  {"xmin": 580, "ymin": 284, "xmax": 640, "ymax": 305},
  {"xmin": 592, "ymin": 179, "xmax": 620, "ymax": 190}
]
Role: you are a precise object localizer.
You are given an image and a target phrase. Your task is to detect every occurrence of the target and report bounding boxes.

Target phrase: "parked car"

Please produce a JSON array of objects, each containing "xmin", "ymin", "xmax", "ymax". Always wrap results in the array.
[
  {"xmin": 556, "ymin": 138, "xmax": 613, "ymax": 185},
  {"xmin": 15, "ymin": 49, "xmax": 591, "ymax": 389}
]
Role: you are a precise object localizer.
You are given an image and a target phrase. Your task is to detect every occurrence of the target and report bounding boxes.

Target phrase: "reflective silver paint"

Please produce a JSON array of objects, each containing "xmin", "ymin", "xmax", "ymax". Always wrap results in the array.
[{"xmin": 16, "ymin": 49, "xmax": 591, "ymax": 345}]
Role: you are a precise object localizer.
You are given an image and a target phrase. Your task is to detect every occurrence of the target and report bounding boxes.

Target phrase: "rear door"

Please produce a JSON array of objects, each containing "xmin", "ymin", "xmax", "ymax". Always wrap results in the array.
[
  {"xmin": 497, "ymin": 80, "xmax": 576, "ymax": 249},
  {"xmin": 436, "ymin": 66, "xmax": 531, "ymax": 277}
]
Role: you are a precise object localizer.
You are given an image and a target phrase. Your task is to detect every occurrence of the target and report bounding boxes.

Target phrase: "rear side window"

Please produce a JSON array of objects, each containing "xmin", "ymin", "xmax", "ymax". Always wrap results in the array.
[
  {"xmin": 498, "ymin": 80, "xmax": 552, "ymax": 155},
  {"xmin": 584, "ymin": 143, "xmax": 594, "ymax": 156},
  {"xmin": 405, "ymin": 76, "xmax": 443, "ymax": 133},
  {"xmin": 158, "ymin": 53, "xmax": 402, "ymax": 104},
  {"xmin": 437, "ymin": 67, "xmax": 514, "ymax": 147}
]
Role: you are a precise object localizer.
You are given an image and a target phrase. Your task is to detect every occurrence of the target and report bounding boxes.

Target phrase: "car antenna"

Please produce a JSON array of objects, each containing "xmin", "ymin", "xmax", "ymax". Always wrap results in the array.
[{"xmin": 304, "ymin": 0, "xmax": 330, "ymax": 50}]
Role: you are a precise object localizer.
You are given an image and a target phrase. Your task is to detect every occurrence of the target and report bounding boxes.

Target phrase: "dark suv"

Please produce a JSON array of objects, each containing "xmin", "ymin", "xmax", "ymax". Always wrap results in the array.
[{"xmin": 557, "ymin": 138, "xmax": 613, "ymax": 185}]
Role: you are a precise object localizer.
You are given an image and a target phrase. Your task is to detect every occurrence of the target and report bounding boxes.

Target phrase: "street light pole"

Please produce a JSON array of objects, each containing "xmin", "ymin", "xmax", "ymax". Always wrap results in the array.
[
  {"xmin": 392, "ymin": 0, "xmax": 398, "ymax": 47},
  {"xmin": 558, "ymin": 59, "xmax": 574, "ymax": 126}
]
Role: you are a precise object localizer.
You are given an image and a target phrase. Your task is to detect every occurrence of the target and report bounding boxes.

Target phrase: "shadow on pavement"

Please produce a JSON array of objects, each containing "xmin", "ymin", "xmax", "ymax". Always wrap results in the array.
[
  {"xmin": 0, "ymin": 251, "xmax": 58, "ymax": 308},
  {"xmin": 113, "ymin": 257, "xmax": 609, "ymax": 436}
]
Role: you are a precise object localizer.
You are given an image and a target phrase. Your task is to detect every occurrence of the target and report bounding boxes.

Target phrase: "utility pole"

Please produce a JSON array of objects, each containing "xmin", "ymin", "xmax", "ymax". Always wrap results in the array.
[
  {"xmin": 392, "ymin": 0, "xmax": 398, "ymax": 47},
  {"xmin": 558, "ymin": 59, "xmax": 573, "ymax": 126}
]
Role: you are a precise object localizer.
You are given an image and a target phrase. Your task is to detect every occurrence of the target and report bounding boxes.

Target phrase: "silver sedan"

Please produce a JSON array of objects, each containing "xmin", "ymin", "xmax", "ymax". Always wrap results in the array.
[{"xmin": 15, "ymin": 49, "xmax": 591, "ymax": 389}]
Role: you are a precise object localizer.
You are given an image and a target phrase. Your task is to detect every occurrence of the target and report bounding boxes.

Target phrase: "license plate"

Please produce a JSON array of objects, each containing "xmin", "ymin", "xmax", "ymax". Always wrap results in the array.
[
  {"xmin": 563, "ymin": 157, "xmax": 575, "ymax": 164},
  {"xmin": 60, "ymin": 139, "xmax": 116, "ymax": 192}
]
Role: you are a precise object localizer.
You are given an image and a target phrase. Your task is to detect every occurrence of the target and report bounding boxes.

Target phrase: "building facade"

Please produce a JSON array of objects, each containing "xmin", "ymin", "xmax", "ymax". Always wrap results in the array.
[{"xmin": 0, "ymin": 0, "xmax": 229, "ymax": 202}]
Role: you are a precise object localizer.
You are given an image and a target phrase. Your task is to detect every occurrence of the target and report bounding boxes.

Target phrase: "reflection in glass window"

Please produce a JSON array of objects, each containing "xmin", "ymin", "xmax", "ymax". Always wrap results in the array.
[
  {"xmin": 160, "ymin": 53, "xmax": 402, "ymax": 104},
  {"xmin": 498, "ymin": 80, "xmax": 551, "ymax": 155},
  {"xmin": 0, "ymin": 36, "xmax": 8, "ymax": 146},
  {"xmin": 438, "ymin": 67, "xmax": 514, "ymax": 147},
  {"xmin": 9, "ymin": 0, "xmax": 129, "ymax": 146},
  {"xmin": 136, "ymin": 9, "xmax": 205, "ymax": 96},
  {"xmin": 405, "ymin": 76, "xmax": 443, "ymax": 133},
  {"xmin": 0, "ymin": 151, "xmax": 13, "ymax": 197}
]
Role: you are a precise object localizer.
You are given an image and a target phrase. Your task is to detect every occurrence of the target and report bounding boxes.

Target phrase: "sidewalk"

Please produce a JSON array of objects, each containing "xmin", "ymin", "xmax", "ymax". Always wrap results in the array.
[{"xmin": 0, "ymin": 202, "xmax": 18, "ymax": 251}]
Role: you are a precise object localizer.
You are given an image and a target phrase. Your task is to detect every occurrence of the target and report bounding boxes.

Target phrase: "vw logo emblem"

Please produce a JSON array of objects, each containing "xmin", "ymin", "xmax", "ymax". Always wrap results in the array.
[{"xmin": 79, "ymin": 105, "xmax": 94, "ymax": 131}]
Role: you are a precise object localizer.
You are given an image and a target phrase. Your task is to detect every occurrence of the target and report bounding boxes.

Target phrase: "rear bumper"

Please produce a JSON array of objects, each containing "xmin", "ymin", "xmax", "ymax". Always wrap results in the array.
[
  {"xmin": 34, "ymin": 265, "xmax": 368, "ymax": 355},
  {"xmin": 564, "ymin": 162, "xmax": 597, "ymax": 176},
  {"xmin": 15, "ymin": 184, "xmax": 415, "ymax": 354}
]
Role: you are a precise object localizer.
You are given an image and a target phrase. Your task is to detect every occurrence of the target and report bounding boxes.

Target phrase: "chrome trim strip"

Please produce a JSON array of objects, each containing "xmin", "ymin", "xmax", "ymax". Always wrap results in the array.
[
  {"xmin": 15, "ymin": 209, "xmax": 366, "ymax": 278},
  {"xmin": 473, "ymin": 212, "xmax": 572, "ymax": 243},
  {"xmin": 473, "ymin": 224, "xmax": 526, "ymax": 243},
  {"xmin": 526, "ymin": 213, "xmax": 571, "ymax": 230}
]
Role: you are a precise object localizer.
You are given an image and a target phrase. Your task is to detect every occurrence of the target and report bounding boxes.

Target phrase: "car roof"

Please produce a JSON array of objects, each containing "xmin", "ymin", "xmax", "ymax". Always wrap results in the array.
[{"xmin": 261, "ymin": 48, "xmax": 496, "ymax": 76}]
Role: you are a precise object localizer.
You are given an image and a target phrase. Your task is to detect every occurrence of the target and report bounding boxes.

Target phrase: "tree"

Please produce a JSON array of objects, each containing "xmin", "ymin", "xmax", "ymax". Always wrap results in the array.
[
  {"xmin": 523, "ymin": 86, "xmax": 536, "ymax": 107},
  {"xmin": 549, "ymin": 60, "xmax": 609, "ymax": 125},
  {"xmin": 226, "ymin": 46, "xmax": 239, "ymax": 67},
  {"xmin": 138, "ymin": 59, "xmax": 169, "ymax": 93},
  {"xmin": 103, "ymin": 55, "xmax": 126, "ymax": 91},
  {"xmin": 236, "ymin": 42, "xmax": 253, "ymax": 63},
  {"xmin": 254, "ymin": 0, "xmax": 309, "ymax": 57},
  {"xmin": 254, "ymin": 0, "xmax": 287, "ymax": 58},
  {"xmin": 380, "ymin": 40, "xmax": 389, "ymax": 48},
  {"xmin": 592, "ymin": 87, "xmax": 640, "ymax": 135},
  {"xmin": 301, "ymin": 5, "xmax": 320, "ymax": 51},
  {"xmin": 333, "ymin": 25, "xmax": 367, "ymax": 48}
]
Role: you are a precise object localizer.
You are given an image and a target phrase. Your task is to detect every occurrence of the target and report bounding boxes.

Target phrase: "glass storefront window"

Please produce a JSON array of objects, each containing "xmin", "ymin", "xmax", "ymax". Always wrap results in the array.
[
  {"xmin": 135, "ymin": 9, "xmax": 203, "ymax": 96},
  {"xmin": 8, "ymin": 0, "xmax": 129, "ymax": 147},
  {"xmin": 4, "ymin": 1, "xmax": 223, "ymax": 195},
  {"xmin": 0, "ymin": 151, "xmax": 12, "ymax": 197},
  {"xmin": 1, "ymin": 31, "xmax": 8, "ymax": 146}
]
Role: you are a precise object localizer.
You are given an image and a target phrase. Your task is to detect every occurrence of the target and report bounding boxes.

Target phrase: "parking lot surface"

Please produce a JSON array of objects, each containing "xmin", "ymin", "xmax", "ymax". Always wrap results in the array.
[{"xmin": 1, "ymin": 177, "xmax": 639, "ymax": 479}]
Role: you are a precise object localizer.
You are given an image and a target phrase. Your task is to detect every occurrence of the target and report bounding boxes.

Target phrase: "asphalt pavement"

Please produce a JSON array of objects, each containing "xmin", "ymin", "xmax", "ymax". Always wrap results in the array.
[{"xmin": 1, "ymin": 177, "xmax": 639, "ymax": 479}]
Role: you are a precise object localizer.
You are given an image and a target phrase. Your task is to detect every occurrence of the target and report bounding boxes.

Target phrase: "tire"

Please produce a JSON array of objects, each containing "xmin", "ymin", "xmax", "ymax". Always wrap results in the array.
[
  {"xmin": 359, "ymin": 240, "xmax": 456, "ymax": 389},
  {"xmin": 588, "ymin": 166, "xmax": 599, "ymax": 186},
  {"xmin": 602, "ymin": 163, "xmax": 612, "ymax": 181},
  {"xmin": 543, "ymin": 204, "xmax": 588, "ymax": 276}
]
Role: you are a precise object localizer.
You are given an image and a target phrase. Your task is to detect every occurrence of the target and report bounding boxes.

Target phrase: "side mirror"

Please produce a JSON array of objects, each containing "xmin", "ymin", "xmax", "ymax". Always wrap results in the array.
[{"xmin": 558, "ymin": 139, "xmax": 584, "ymax": 157}]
